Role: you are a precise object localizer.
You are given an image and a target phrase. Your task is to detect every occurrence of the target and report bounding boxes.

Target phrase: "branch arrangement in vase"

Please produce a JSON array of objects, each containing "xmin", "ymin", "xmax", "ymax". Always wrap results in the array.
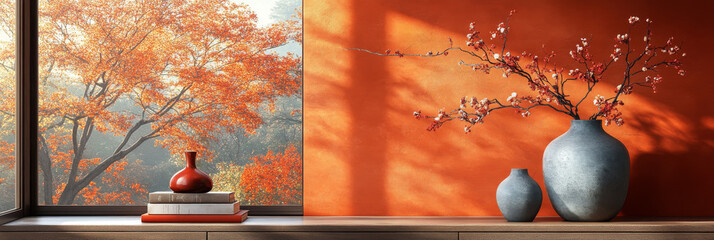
[{"xmin": 350, "ymin": 11, "xmax": 685, "ymax": 133}]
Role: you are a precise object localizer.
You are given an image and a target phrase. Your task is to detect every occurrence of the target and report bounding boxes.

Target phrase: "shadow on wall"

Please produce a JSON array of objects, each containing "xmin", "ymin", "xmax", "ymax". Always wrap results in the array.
[
  {"xmin": 343, "ymin": 0, "xmax": 560, "ymax": 216},
  {"xmin": 304, "ymin": 0, "xmax": 714, "ymax": 216},
  {"xmin": 346, "ymin": 0, "xmax": 388, "ymax": 215},
  {"xmin": 622, "ymin": 113, "xmax": 714, "ymax": 216}
]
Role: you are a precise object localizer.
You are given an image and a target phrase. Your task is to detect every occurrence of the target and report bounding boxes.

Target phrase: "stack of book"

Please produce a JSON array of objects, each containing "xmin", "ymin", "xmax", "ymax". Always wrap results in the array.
[{"xmin": 141, "ymin": 191, "xmax": 248, "ymax": 223}]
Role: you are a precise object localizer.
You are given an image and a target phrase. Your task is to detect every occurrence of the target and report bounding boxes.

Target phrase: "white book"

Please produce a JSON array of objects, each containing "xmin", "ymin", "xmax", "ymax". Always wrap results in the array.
[
  {"xmin": 147, "ymin": 202, "xmax": 240, "ymax": 215},
  {"xmin": 149, "ymin": 191, "xmax": 235, "ymax": 203}
]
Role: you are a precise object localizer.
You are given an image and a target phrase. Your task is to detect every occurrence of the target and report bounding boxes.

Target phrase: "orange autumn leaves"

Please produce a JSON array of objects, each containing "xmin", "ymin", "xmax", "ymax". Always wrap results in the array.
[
  {"xmin": 211, "ymin": 145, "xmax": 302, "ymax": 205},
  {"xmin": 0, "ymin": 0, "xmax": 304, "ymax": 205},
  {"xmin": 77, "ymin": 160, "xmax": 148, "ymax": 205},
  {"xmin": 240, "ymin": 145, "xmax": 302, "ymax": 205},
  {"xmin": 0, "ymin": 0, "xmax": 16, "ymax": 211},
  {"xmin": 50, "ymin": 159, "xmax": 148, "ymax": 205},
  {"xmin": 0, "ymin": 142, "xmax": 14, "ymax": 169}
]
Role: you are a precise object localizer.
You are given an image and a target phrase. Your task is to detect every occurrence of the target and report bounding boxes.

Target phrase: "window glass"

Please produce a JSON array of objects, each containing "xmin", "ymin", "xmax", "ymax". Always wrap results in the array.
[
  {"xmin": 37, "ymin": 0, "xmax": 302, "ymax": 206},
  {"xmin": 0, "ymin": 0, "xmax": 17, "ymax": 213}
]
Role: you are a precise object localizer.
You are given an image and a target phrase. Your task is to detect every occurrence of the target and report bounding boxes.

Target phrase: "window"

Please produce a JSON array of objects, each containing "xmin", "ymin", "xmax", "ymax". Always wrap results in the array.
[
  {"xmin": 23, "ymin": 0, "xmax": 301, "ymax": 214},
  {"xmin": 0, "ymin": 0, "xmax": 17, "ymax": 214}
]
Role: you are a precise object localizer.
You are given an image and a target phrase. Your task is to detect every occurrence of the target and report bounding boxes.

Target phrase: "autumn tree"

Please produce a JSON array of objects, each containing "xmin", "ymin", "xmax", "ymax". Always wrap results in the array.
[
  {"xmin": 0, "ymin": 0, "xmax": 304, "ymax": 205},
  {"xmin": 212, "ymin": 97, "xmax": 302, "ymax": 166},
  {"xmin": 211, "ymin": 146, "xmax": 303, "ymax": 205},
  {"xmin": 211, "ymin": 100, "xmax": 302, "ymax": 204},
  {"xmin": 0, "ymin": 0, "xmax": 16, "ymax": 211},
  {"xmin": 237, "ymin": 145, "xmax": 302, "ymax": 205},
  {"xmin": 211, "ymin": 162, "xmax": 245, "ymax": 200}
]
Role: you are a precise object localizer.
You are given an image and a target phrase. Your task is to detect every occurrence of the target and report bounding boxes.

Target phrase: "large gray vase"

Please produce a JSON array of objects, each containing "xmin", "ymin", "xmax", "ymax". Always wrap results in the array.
[
  {"xmin": 496, "ymin": 169, "xmax": 542, "ymax": 222},
  {"xmin": 543, "ymin": 120, "xmax": 629, "ymax": 221}
]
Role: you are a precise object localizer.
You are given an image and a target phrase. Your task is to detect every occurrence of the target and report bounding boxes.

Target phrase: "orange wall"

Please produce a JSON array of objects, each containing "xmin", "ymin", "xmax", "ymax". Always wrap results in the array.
[{"xmin": 304, "ymin": 0, "xmax": 714, "ymax": 216}]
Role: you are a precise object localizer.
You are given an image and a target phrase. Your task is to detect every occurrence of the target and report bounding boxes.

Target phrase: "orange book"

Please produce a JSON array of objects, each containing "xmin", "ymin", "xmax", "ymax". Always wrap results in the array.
[{"xmin": 141, "ymin": 210, "xmax": 248, "ymax": 223}]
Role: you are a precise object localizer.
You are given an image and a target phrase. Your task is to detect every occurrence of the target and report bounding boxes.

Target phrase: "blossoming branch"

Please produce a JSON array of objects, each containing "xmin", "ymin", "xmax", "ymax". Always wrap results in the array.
[{"xmin": 349, "ymin": 11, "xmax": 685, "ymax": 133}]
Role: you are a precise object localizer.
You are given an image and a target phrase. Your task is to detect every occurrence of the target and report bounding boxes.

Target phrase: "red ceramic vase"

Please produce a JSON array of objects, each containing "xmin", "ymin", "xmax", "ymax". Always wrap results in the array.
[{"xmin": 169, "ymin": 151, "xmax": 213, "ymax": 193}]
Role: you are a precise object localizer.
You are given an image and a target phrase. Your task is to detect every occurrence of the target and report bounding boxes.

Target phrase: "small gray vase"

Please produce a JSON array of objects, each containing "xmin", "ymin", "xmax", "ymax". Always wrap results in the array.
[
  {"xmin": 543, "ymin": 120, "xmax": 629, "ymax": 221},
  {"xmin": 496, "ymin": 168, "xmax": 543, "ymax": 222}
]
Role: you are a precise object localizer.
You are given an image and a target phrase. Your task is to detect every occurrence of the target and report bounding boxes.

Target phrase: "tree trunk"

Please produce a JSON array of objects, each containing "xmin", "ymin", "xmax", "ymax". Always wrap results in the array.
[
  {"xmin": 56, "ymin": 133, "xmax": 155, "ymax": 205},
  {"xmin": 38, "ymin": 135, "xmax": 54, "ymax": 205}
]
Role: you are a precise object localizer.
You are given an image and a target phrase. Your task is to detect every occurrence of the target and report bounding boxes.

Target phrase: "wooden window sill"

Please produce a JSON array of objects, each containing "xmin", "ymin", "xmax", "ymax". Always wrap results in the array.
[{"xmin": 1, "ymin": 216, "xmax": 713, "ymax": 240}]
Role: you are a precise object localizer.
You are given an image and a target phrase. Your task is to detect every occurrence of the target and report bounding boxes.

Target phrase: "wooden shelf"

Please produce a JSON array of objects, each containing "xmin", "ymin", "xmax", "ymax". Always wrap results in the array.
[{"xmin": 2, "ymin": 216, "xmax": 714, "ymax": 240}]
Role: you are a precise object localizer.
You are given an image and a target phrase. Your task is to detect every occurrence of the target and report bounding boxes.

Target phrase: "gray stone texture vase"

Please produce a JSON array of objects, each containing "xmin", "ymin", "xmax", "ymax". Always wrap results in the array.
[
  {"xmin": 543, "ymin": 120, "xmax": 630, "ymax": 221},
  {"xmin": 496, "ymin": 168, "xmax": 543, "ymax": 222}
]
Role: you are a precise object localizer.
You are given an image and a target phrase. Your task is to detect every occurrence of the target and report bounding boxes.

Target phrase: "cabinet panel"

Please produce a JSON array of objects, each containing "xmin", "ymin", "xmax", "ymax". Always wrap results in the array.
[
  {"xmin": 0, "ymin": 232, "xmax": 206, "ymax": 240},
  {"xmin": 210, "ymin": 232, "xmax": 457, "ymax": 240},
  {"xmin": 460, "ymin": 232, "xmax": 714, "ymax": 240}
]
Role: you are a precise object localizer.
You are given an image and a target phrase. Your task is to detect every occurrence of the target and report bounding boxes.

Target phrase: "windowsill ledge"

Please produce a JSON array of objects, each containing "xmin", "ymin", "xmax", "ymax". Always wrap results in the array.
[{"xmin": 1, "ymin": 216, "xmax": 714, "ymax": 232}]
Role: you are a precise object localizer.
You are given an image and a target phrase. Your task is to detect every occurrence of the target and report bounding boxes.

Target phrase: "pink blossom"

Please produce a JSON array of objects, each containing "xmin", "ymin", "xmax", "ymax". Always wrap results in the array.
[
  {"xmin": 363, "ymin": 12, "xmax": 686, "ymax": 132},
  {"xmin": 616, "ymin": 84, "xmax": 633, "ymax": 95},
  {"xmin": 593, "ymin": 95, "xmax": 606, "ymax": 106},
  {"xmin": 497, "ymin": 22, "xmax": 506, "ymax": 33},
  {"xmin": 507, "ymin": 92, "xmax": 517, "ymax": 101},
  {"xmin": 668, "ymin": 45, "xmax": 680, "ymax": 55},
  {"xmin": 569, "ymin": 69, "xmax": 578, "ymax": 76},
  {"xmin": 480, "ymin": 98, "xmax": 490, "ymax": 105},
  {"xmin": 506, "ymin": 92, "xmax": 520, "ymax": 106},
  {"xmin": 616, "ymin": 34, "xmax": 630, "ymax": 43},
  {"xmin": 628, "ymin": 16, "xmax": 640, "ymax": 24},
  {"xmin": 413, "ymin": 110, "xmax": 422, "ymax": 119},
  {"xmin": 615, "ymin": 118, "xmax": 624, "ymax": 126}
]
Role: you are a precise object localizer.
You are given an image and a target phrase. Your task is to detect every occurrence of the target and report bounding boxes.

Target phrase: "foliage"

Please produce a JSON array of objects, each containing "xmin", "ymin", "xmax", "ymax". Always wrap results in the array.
[
  {"xmin": 212, "ymin": 96, "xmax": 302, "ymax": 167},
  {"xmin": 0, "ymin": 0, "xmax": 302, "ymax": 206},
  {"xmin": 211, "ymin": 97, "xmax": 302, "ymax": 205},
  {"xmin": 0, "ymin": 0, "xmax": 16, "ymax": 212},
  {"xmin": 210, "ymin": 162, "xmax": 245, "ymax": 201},
  {"xmin": 238, "ymin": 145, "xmax": 302, "ymax": 205},
  {"xmin": 352, "ymin": 11, "xmax": 684, "ymax": 132}
]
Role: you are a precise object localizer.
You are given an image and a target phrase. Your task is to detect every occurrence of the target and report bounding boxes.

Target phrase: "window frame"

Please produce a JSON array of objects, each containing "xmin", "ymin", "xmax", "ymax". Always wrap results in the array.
[
  {"xmin": 5, "ymin": 0, "xmax": 303, "ymax": 217},
  {"xmin": 0, "ymin": 0, "xmax": 32, "ymax": 225}
]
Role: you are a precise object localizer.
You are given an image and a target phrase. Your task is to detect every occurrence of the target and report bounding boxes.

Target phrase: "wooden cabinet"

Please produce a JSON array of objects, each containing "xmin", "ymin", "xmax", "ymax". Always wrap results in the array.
[
  {"xmin": 4, "ymin": 231, "xmax": 714, "ymax": 240},
  {"xmin": 210, "ymin": 232, "xmax": 456, "ymax": 240},
  {"xmin": 1, "ymin": 216, "xmax": 713, "ymax": 240},
  {"xmin": 0, "ymin": 232, "xmax": 205, "ymax": 240},
  {"xmin": 460, "ymin": 232, "xmax": 714, "ymax": 240}
]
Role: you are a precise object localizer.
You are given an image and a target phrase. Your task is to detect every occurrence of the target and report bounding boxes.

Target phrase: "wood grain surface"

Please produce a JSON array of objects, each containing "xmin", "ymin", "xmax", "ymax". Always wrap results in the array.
[
  {"xmin": 0, "ymin": 232, "xmax": 205, "ymax": 240},
  {"xmin": 2, "ymin": 216, "xmax": 714, "ymax": 232}
]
